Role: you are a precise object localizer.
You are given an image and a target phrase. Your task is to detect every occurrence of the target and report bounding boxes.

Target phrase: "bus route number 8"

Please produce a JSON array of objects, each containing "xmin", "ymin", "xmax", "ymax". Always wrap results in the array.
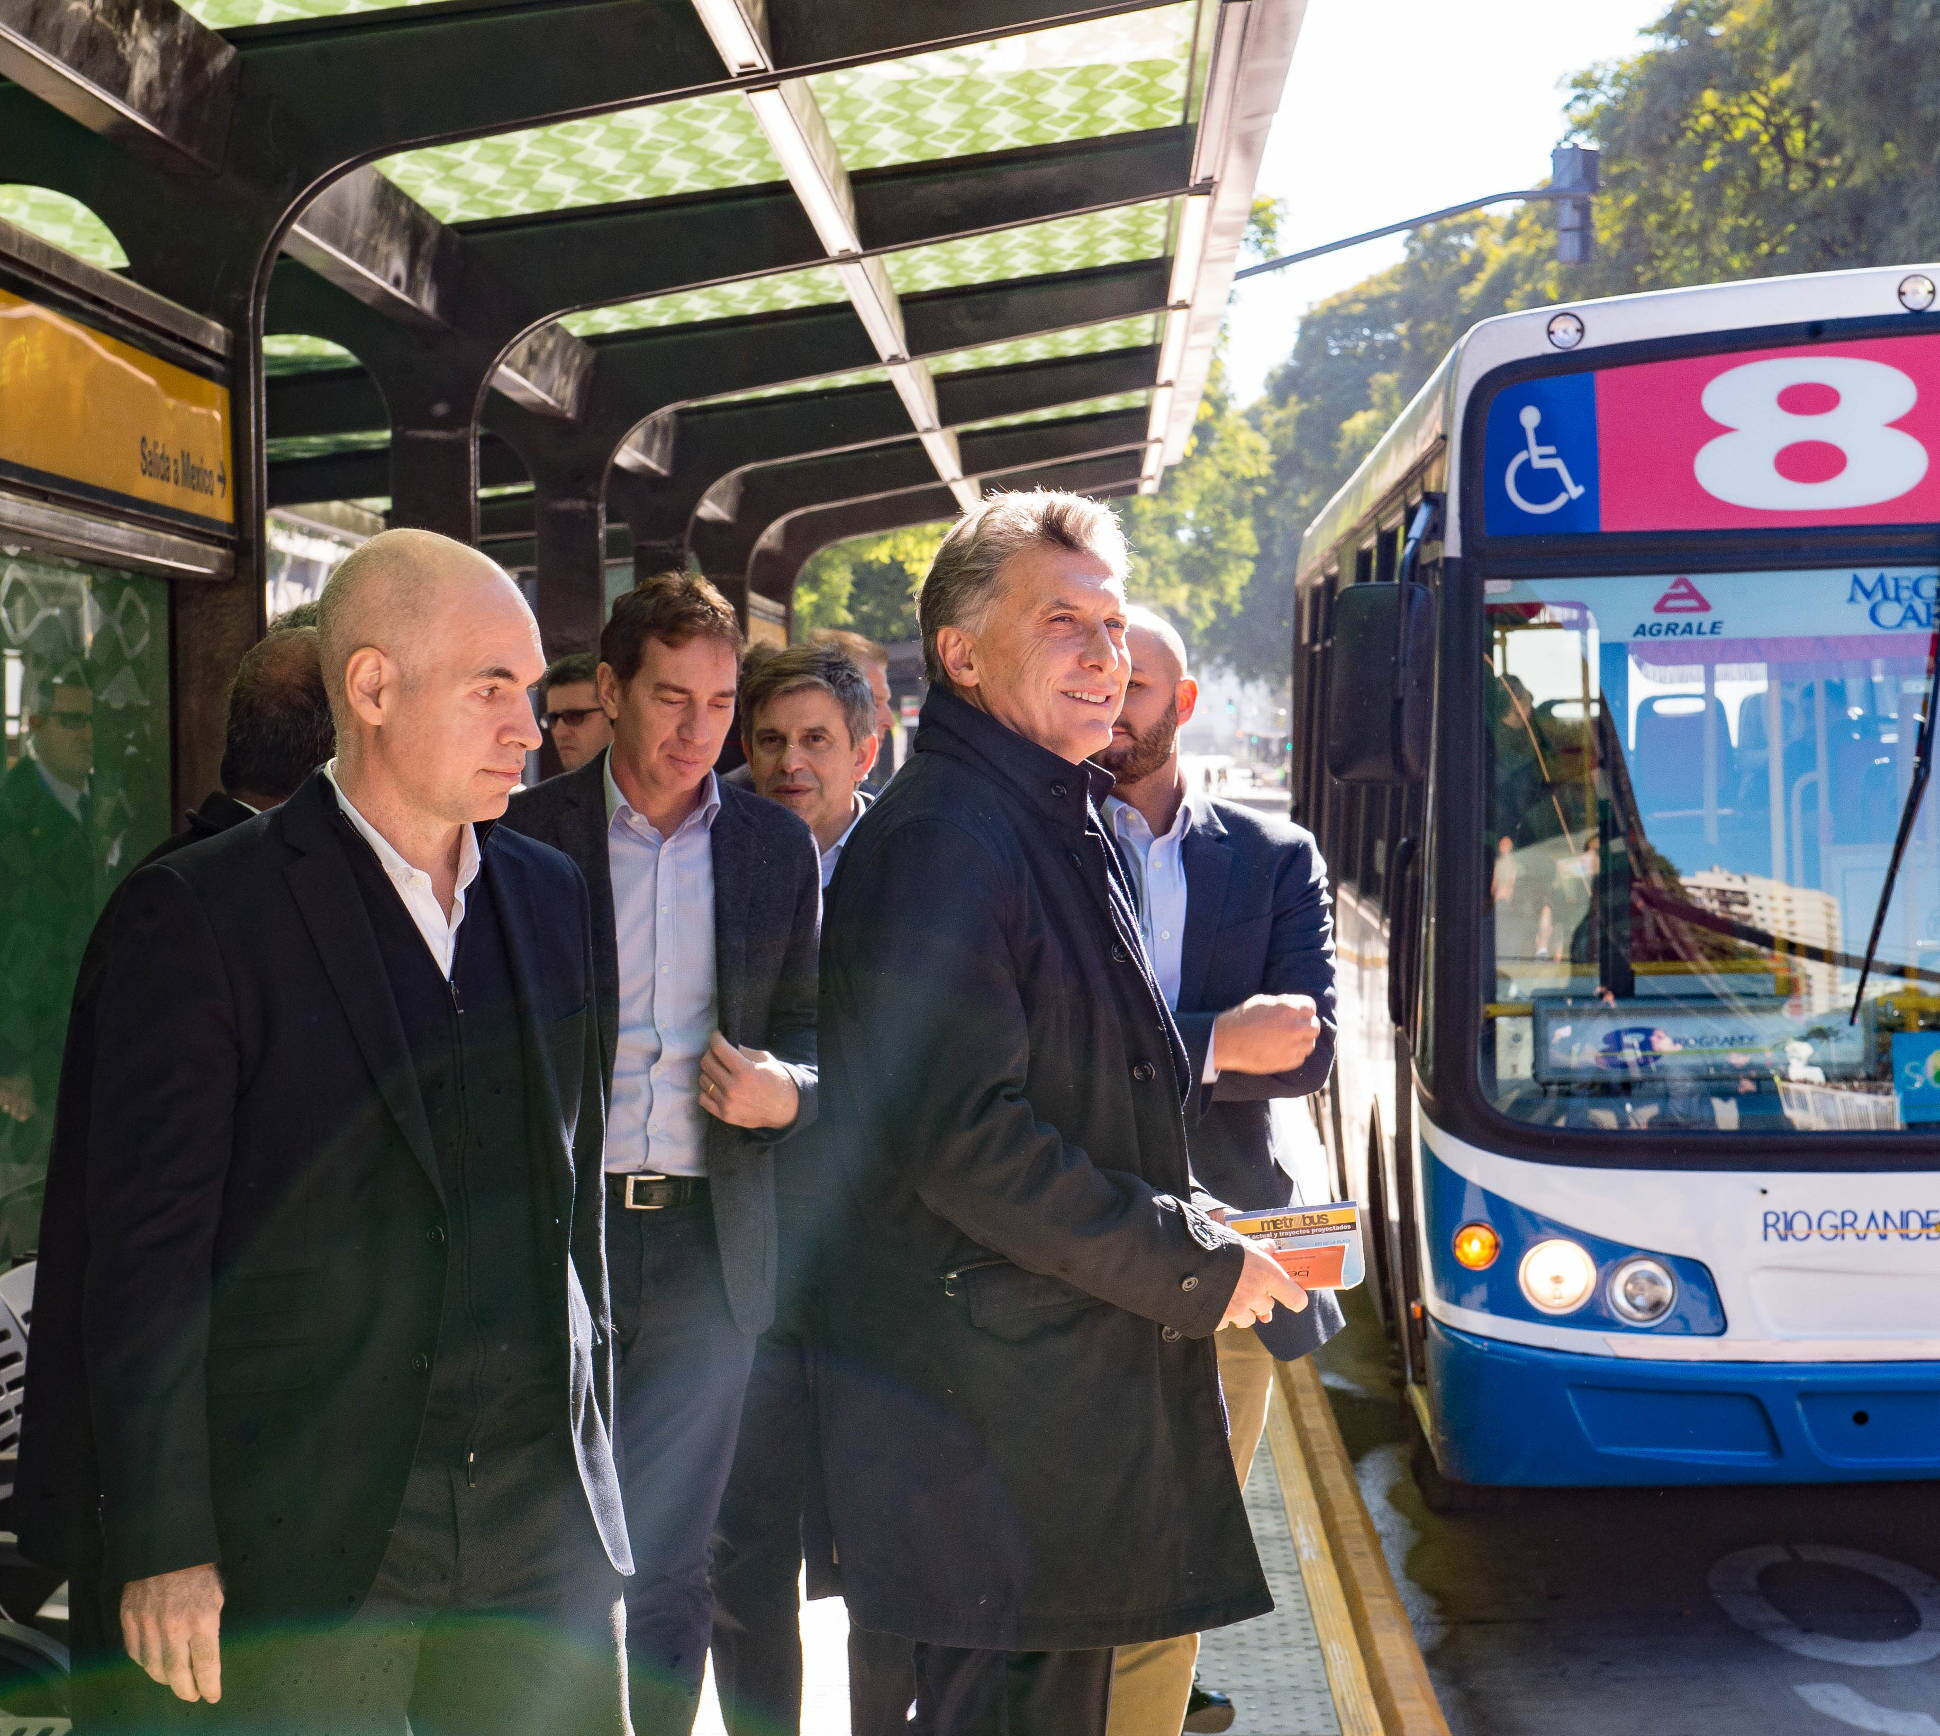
[{"xmin": 1694, "ymin": 355, "xmax": 1929, "ymax": 511}]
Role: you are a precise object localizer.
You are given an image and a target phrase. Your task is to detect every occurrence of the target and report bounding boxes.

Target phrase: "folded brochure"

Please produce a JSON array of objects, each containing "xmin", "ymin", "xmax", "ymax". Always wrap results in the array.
[{"xmin": 1225, "ymin": 1200, "xmax": 1364, "ymax": 1290}]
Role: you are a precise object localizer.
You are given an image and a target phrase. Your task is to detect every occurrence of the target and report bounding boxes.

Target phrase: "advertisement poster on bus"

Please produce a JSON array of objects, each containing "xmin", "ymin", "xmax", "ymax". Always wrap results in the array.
[{"xmin": 1483, "ymin": 332, "xmax": 1940, "ymax": 537}]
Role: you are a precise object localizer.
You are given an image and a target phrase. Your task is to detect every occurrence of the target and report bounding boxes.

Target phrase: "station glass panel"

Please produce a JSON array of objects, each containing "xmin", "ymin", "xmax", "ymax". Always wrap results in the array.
[
  {"xmin": 0, "ymin": 548, "xmax": 170, "ymax": 1253},
  {"xmin": 1480, "ymin": 567, "xmax": 1940, "ymax": 1134}
]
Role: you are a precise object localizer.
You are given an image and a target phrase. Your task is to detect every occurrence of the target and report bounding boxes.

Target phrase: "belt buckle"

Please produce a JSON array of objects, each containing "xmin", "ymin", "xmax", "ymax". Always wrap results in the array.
[{"xmin": 625, "ymin": 1174, "xmax": 669, "ymax": 1211}]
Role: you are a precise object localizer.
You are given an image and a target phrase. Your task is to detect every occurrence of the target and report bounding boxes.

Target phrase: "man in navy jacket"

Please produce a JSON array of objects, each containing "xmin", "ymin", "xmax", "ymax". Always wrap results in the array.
[
  {"xmin": 1099, "ymin": 606, "xmax": 1343, "ymax": 1736},
  {"xmin": 816, "ymin": 493, "xmax": 1307, "ymax": 1736},
  {"xmin": 501, "ymin": 571, "xmax": 819, "ymax": 1734}
]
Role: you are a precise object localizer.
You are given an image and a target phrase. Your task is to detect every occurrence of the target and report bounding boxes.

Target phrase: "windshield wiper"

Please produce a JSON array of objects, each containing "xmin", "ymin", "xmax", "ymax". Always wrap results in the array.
[{"xmin": 1850, "ymin": 627, "xmax": 1940, "ymax": 1024}]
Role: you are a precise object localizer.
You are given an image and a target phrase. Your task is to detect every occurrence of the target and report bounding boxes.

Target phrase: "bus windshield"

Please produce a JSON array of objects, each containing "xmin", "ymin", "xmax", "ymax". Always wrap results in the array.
[{"xmin": 1482, "ymin": 565, "xmax": 1940, "ymax": 1135}]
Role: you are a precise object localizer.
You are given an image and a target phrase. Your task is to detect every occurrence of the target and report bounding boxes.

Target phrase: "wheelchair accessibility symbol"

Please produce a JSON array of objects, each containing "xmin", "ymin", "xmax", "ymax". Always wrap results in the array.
[{"xmin": 1504, "ymin": 403, "xmax": 1587, "ymax": 515}]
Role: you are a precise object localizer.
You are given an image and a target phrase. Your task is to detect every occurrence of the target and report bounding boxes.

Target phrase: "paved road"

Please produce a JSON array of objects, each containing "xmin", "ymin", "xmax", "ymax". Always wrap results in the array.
[{"xmin": 1320, "ymin": 1300, "xmax": 1940, "ymax": 1736}]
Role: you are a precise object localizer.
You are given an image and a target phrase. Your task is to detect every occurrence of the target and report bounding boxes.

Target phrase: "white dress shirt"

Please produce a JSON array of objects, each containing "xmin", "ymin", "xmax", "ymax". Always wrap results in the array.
[
  {"xmin": 1108, "ymin": 791, "xmax": 1218, "ymax": 1083},
  {"xmin": 604, "ymin": 760, "xmax": 719, "ymax": 1177},
  {"xmin": 324, "ymin": 760, "xmax": 480, "ymax": 978},
  {"xmin": 29, "ymin": 750, "xmax": 86, "ymax": 823},
  {"xmin": 819, "ymin": 793, "xmax": 869, "ymax": 889}
]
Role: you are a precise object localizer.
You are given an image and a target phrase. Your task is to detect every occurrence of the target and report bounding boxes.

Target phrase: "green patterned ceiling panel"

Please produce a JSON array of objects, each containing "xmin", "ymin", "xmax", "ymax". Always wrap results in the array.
[
  {"xmin": 958, "ymin": 390, "xmax": 1148, "ymax": 432},
  {"xmin": 376, "ymin": 91, "xmax": 780, "ymax": 225},
  {"xmin": 262, "ymin": 334, "xmax": 360, "ymax": 373},
  {"xmin": 811, "ymin": 6, "xmax": 1194, "ymax": 172},
  {"xmin": 182, "ymin": 0, "xmax": 440, "ymax": 25},
  {"xmin": 884, "ymin": 201, "xmax": 1172, "ymax": 298},
  {"xmin": 702, "ymin": 366, "xmax": 890, "ymax": 406},
  {"xmin": 563, "ymin": 265, "xmax": 847, "ymax": 338},
  {"xmin": 0, "ymin": 186, "xmax": 127, "ymax": 269},
  {"xmin": 926, "ymin": 316, "xmax": 1158, "ymax": 374},
  {"xmin": 265, "ymin": 430, "xmax": 390, "ymax": 464}
]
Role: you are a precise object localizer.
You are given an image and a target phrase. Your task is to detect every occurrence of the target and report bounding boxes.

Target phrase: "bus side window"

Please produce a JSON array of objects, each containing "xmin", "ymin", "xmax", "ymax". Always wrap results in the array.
[
  {"xmin": 1300, "ymin": 578, "xmax": 1339, "ymax": 840},
  {"xmin": 1376, "ymin": 524, "xmax": 1399, "ymax": 584},
  {"xmin": 1354, "ymin": 542, "xmax": 1374, "ymax": 585}
]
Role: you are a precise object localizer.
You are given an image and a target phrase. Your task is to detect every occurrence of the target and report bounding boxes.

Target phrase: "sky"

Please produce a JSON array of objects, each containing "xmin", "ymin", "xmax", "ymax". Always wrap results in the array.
[{"xmin": 1222, "ymin": 0, "xmax": 1672, "ymax": 404}]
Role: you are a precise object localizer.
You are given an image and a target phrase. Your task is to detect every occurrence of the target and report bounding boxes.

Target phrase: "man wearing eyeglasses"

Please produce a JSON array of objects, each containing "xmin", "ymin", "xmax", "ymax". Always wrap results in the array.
[
  {"xmin": 0, "ymin": 667, "xmax": 101, "ymax": 1176},
  {"xmin": 538, "ymin": 649, "xmax": 613, "ymax": 774}
]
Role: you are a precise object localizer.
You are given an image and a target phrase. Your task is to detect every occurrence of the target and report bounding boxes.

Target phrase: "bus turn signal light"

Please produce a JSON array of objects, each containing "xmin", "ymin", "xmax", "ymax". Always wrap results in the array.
[{"xmin": 1453, "ymin": 1223, "xmax": 1501, "ymax": 1270}]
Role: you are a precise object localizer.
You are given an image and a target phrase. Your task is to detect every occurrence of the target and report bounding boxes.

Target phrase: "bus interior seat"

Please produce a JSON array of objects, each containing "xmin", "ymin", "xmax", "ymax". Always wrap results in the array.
[{"xmin": 1632, "ymin": 693, "xmax": 1736, "ymax": 823}]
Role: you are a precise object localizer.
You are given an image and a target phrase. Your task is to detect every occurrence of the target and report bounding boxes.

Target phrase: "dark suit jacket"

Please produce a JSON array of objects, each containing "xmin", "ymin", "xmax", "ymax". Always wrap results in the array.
[
  {"xmin": 1166, "ymin": 793, "xmax": 1344, "ymax": 1359},
  {"xmin": 0, "ymin": 757, "xmax": 101, "ymax": 1123},
  {"xmin": 1170, "ymin": 793, "xmax": 1339, "ymax": 1209},
  {"xmin": 14, "ymin": 787, "xmax": 259, "ymax": 1577},
  {"xmin": 499, "ymin": 751, "xmax": 820, "ymax": 1337},
  {"xmin": 16, "ymin": 774, "xmax": 628, "ymax": 1622},
  {"xmin": 816, "ymin": 688, "xmax": 1266, "ymax": 1650}
]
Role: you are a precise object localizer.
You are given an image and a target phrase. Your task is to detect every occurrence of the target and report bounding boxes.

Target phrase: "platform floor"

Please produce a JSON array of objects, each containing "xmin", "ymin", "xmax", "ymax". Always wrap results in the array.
[{"xmin": 695, "ymin": 1411, "xmax": 1343, "ymax": 1736}]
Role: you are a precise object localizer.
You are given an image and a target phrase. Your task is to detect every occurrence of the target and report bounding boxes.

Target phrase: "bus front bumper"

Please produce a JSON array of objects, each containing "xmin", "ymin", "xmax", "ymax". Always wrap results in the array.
[{"xmin": 1425, "ymin": 1317, "xmax": 1940, "ymax": 1486}]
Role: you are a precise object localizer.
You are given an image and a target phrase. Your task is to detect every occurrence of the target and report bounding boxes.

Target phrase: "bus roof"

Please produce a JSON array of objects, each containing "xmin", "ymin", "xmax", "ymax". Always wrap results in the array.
[{"xmin": 1295, "ymin": 259, "xmax": 1940, "ymax": 579}]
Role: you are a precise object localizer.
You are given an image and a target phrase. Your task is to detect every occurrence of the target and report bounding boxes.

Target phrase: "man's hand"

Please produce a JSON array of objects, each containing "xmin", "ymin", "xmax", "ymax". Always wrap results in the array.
[
  {"xmin": 1220, "ymin": 1241, "xmax": 1308, "ymax": 1330},
  {"xmin": 121, "ymin": 1563, "xmax": 223, "ymax": 1703},
  {"xmin": 1211, "ymin": 994, "xmax": 1320, "ymax": 1076},
  {"xmin": 698, "ymin": 1033, "xmax": 800, "ymax": 1130},
  {"xmin": 0, "ymin": 1073, "xmax": 34, "ymax": 1124}
]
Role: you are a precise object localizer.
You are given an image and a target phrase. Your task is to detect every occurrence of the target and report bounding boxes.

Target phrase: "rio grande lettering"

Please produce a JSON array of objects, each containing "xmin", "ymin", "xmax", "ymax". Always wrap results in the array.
[{"xmin": 1761, "ymin": 1207, "xmax": 1940, "ymax": 1241}]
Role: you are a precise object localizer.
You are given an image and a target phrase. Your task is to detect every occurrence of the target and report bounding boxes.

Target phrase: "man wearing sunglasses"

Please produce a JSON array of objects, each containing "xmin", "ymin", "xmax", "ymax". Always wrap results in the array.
[{"xmin": 538, "ymin": 650, "xmax": 613, "ymax": 774}]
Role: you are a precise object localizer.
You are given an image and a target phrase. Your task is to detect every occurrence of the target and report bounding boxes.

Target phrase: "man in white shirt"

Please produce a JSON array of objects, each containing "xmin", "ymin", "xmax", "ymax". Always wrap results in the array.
[
  {"xmin": 500, "ymin": 571, "xmax": 821, "ymax": 1734},
  {"xmin": 1100, "ymin": 607, "xmax": 1340, "ymax": 1736},
  {"xmin": 711, "ymin": 641, "xmax": 916, "ymax": 1736}
]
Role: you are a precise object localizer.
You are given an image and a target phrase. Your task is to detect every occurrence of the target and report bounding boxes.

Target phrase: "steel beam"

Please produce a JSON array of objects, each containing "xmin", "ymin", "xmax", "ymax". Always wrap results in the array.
[
  {"xmin": 614, "ymin": 346, "xmax": 1156, "ymax": 551},
  {"xmin": 692, "ymin": 407, "xmax": 1148, "ymax": 578},
  {"xmin": 266, "ymin": 365, "xmax": 387, "ymax": 442},
  {"xmin": 450, "ymin": 345, "xmax": 1154, "ymax": 558},
  {"xmin": 0, "ymin": 0, "xmax": 235, "ymax": 172},
  {"xmin": 745, "ymin": 453, "xmax": 1143, "ymax": 602},
  {"xmin": 267, "ymin": 435, "xmax": 527, "ymax": 509}
]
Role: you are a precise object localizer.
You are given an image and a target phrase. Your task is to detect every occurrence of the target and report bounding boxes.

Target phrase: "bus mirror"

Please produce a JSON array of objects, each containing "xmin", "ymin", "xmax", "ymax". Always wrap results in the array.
[{"xmin": 1325, "ymin": 582, "xmax": 1434, "ymax": 783}]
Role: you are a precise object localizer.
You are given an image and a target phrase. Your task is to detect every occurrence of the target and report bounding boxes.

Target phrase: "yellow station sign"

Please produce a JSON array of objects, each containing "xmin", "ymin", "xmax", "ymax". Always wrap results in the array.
[{"xmin": 0, "ymin": 287, "xmax": 233, "ymax": 530}]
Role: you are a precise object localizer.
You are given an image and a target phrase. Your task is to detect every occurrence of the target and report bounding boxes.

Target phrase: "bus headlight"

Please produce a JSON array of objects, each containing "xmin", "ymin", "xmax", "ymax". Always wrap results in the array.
[
  {"xmin": 1518, "ymin": 1238, "xmax": 1596, "ymax": 1314},
  {"xmin": 1608, "ymin": 1257, "xmax": 1677, "ymax": 1325}
]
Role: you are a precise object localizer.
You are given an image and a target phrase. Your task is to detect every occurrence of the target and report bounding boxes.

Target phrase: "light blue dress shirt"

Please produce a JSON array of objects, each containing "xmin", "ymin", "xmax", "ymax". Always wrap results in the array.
[
  {"xmin": 1107, "ymin": 794, "xmax": 1191, "ymax": 1009},
  {"xmin": 604, "ymin": 761, "xmax": 720, "ymax": 1177},
  {"xmin": 1108, "ymin": 791, "xmax": 1219, "ymax": 1083},
  {"xmin": 819, "ymin": 793, "xmax": 869, "ymax": 889}
]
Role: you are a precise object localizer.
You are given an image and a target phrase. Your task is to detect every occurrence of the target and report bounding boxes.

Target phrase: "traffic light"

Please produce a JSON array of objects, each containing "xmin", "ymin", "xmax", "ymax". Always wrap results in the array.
[{"xmin": 1552, "ymin": 145, "xmax": 1599, "ymax": 265}]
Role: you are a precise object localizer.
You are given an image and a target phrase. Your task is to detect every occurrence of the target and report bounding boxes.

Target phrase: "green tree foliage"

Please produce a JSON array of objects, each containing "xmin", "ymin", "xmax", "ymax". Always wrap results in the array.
[
  {"xmin": 1122, "ymin": 359, "xmax": 1277, "ymax": 681},
  {"xmin": 792, "ymin": 522, "xmax": 947, "ymax": 642}
]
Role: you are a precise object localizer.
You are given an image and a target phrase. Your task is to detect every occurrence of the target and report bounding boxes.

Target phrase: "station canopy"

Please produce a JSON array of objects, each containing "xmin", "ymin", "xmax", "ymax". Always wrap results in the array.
[{"xmin": 0, "ymin": 0, "xmax": 1298, "ymax": 606}]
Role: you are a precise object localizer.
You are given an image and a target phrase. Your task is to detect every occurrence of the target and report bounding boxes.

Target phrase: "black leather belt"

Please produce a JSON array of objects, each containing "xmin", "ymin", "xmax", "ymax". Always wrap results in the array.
[{"xmin": 609, "ymin": 1173, "xmax": 709, "ymax": 1211}]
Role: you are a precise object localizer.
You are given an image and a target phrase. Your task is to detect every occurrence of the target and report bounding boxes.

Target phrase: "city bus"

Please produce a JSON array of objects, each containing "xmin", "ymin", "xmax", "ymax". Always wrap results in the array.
[{"xmin": 1293, "ymin": 263, "xmax": 1940, "ymax": 1508}]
